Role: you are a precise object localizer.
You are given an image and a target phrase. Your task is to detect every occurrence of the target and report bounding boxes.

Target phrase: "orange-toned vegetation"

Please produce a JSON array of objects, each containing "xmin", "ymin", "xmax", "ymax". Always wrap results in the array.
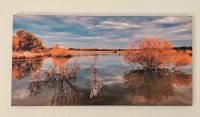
[
  {"xmin": 13, "ymin": 29, "xmax": 47, "ymax": 52},
  {"xmin": 12, "ymin": 29, "xmax": 51, "ymax": 59},
  {"xmin": 51, "ymin": 44, "xmax": 72, "ymax": 58},
  {"xmin": 12, "ymin": 36, "xmax": 20, "ymax": 50},
  {"xmin": 30, "ymin": 59, "xmax": 80, "ymax": 82},
  {"xmin": 51, "ymin": 57, "xmax": 70, "ymax": 75},
  {"xmin": 51, "ymin": 57, "xmax": 70, "ymax": 68},
  {"xmin": 124, "ymin": 37, "xmax": 192, "ymax": 70},
  {"xmin": 12, "ymin": 51, "xmax": 48, "ymax": 59},
  {"xmin": 171, "ymin": 50, "xmax": 192, "ymax": 67},
  {"xmin": 12, "ymin": 60, "xmax": 43, "ymax": 80},
  {"xmin": 12, "ymin": 30, "xmax": 73, "ymax": 59}
]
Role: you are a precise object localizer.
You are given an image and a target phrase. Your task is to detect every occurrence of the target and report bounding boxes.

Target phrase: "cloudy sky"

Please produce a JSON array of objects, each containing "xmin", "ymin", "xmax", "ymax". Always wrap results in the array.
[{"xmin": 13, "ymin": 16, "xmax": 192, "ymax": 49}]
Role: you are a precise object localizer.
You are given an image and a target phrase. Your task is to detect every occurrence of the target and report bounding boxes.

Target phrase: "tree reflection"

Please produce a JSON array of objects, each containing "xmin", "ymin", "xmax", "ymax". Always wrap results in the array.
[
  {"xmin": 51, "ymin": 57, "xmax": 69, "ymax": 69},
  {"xmin": 171, "ymin": 71, "xmax": 192, "ymax": 87},
  {"xmin": 28, "ymin": 59, "xmax": 80, "ymax": 106},
  {"xmin": 123, "ymin": 70, "xmax": 192, "ymax": 105},
  {"xmin": 12, "ymin": 59, "xmax": 43, "ymax": 80},
  {"xmin": 51, "ymin": 57, "xmax": 70, "ymax": 77}
]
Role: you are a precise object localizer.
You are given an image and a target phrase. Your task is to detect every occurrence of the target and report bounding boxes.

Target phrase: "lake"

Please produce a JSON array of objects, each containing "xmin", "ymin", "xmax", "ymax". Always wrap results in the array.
[{"xmin": 12, "ymin": 55, "xmax": 192, "ymax": 106}]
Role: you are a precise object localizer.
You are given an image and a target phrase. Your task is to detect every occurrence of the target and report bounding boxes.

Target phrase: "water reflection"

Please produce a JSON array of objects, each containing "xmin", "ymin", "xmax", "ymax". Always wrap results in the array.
[
  {"xmin": 28, "ymin": 58, "xmax": 80, "ymax": 105},
  {"xmin": 28, "ymin": 77, "xmax": 80, "ymax": 105},
  {"xmin": 123, "ymin": 70, "xmax": 192, "ymax": 105},
  {"xmin": 12, "ymin": 59, "xmax": 43, "ymax": 80},
  {"xmin": 27, "ymin": 57, "xmax": 103, "ymax": 105},
  {"xmin": 51, "ymin": 57, "xmax": 69, "ymax": 69},
  {"xmin": 51, "ymin": 57, "xmax": 70, "ymax": 77},
  {"xmin": 12, "ymin": 56, "xmax": 192, "ymax": 105}
]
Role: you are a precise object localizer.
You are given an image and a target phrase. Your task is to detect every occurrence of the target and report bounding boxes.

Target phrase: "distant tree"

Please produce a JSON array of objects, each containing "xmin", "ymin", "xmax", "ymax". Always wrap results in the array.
[
  {"xmin": 68, "ymin": 48, "xmax": 74, "ymax": 50},
  {"xmin": 124, "ymin": 37, "xmax": 191, "ymax": 70},
  {"xmin": 12, "ymin": 29, "xmax": 46, "ymax": 52}
]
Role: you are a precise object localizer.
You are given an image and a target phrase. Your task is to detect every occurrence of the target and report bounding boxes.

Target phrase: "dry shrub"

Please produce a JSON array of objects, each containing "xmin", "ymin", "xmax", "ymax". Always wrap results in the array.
[
  {"xmin": 124, "ymin": 37, "xmax": 191, "ymax": 70},
  {"xmin": 171, "ymin": 51, "xmax": 192, "ymax": 67},
  {"xmin": 88, "ymin": 57, "xmax": 102, "ymax": 99},
  {"xmin": 12, "ymin": 51, "xmax": 45, "ymax": 59},
  {"xmin": 51, "ymin": 44, "xmax": 71, "ymax": 57}
]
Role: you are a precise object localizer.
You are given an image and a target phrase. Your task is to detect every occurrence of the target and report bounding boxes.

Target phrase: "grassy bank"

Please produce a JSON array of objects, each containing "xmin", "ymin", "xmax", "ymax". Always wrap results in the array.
[
  {"xmin": 12, "ymin": 51, "xmax": 71, "ymax": 59},
  {"xmin": 12, "ymin": 48, "xmax": 192, "ymax": 59},
  {"xmin": 12, "ymin": 51, "xmax": 48, "ymax": 59}
]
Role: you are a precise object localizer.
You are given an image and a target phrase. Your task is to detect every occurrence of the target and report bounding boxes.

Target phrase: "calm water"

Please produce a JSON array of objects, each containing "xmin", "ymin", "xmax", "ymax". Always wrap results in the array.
[{"xmin": 12, "ymin": 55, "xmax": 192, "ymax": 106}]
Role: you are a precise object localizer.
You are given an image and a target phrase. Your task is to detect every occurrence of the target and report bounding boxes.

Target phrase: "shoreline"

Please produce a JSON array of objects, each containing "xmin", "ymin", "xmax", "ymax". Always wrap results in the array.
[
  {"xmin": 12, "ymin": 50, "xmax": 125, "ymax": 59},
  {"xmin": 12, "ymin": 53, "xmax": 123, "ymax": 61},
  {"xmin": 12, "ymin": 48, "xmax": 192, "ymax": 60}
]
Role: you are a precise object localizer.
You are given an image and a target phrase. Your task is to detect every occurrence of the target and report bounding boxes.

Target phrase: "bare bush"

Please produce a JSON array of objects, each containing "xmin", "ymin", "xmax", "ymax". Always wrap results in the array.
[
  {"xmin": 51, "ymin": 44, "xmax": 71, "ymax": 57},
  {"xmin": 88, "ymin": 57, "xmax": 102, "ymax": 99},
  {"xmin": 124, "ymin": 37, "xmax": 191, "ymax": 70}
]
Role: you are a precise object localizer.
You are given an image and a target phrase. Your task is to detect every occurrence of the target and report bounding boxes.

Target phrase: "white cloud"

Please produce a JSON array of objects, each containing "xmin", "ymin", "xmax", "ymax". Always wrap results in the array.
[
  {"xmin": 96, "ymin": 21, "xmax": 141, "ymax": 30},
  {"xmin": 165, "ymin": 22, "xmax": 192, "ymax": 34},
  {"xmin": 130, "ymin": 17, "xmax": 192, "ymax": 42},
  {"xmin": 62, "ymin": 16, "xmax": 96, "ymax": 29},
  {"xmin": 153, "ymin": 16, "xmax": 191, "ymax": 24}
]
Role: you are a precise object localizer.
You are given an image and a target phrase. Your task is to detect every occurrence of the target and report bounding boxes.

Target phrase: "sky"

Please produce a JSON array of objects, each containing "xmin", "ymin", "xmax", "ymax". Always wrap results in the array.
[{"xmin": 13, "ymin": 15, "xmax": 192, "ymax": 49}]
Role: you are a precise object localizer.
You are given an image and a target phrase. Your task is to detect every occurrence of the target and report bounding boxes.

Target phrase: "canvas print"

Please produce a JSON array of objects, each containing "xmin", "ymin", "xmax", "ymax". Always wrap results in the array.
[{"xmin": 12, "ymin": 16, "xmax": 192, "ymax": 106}]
